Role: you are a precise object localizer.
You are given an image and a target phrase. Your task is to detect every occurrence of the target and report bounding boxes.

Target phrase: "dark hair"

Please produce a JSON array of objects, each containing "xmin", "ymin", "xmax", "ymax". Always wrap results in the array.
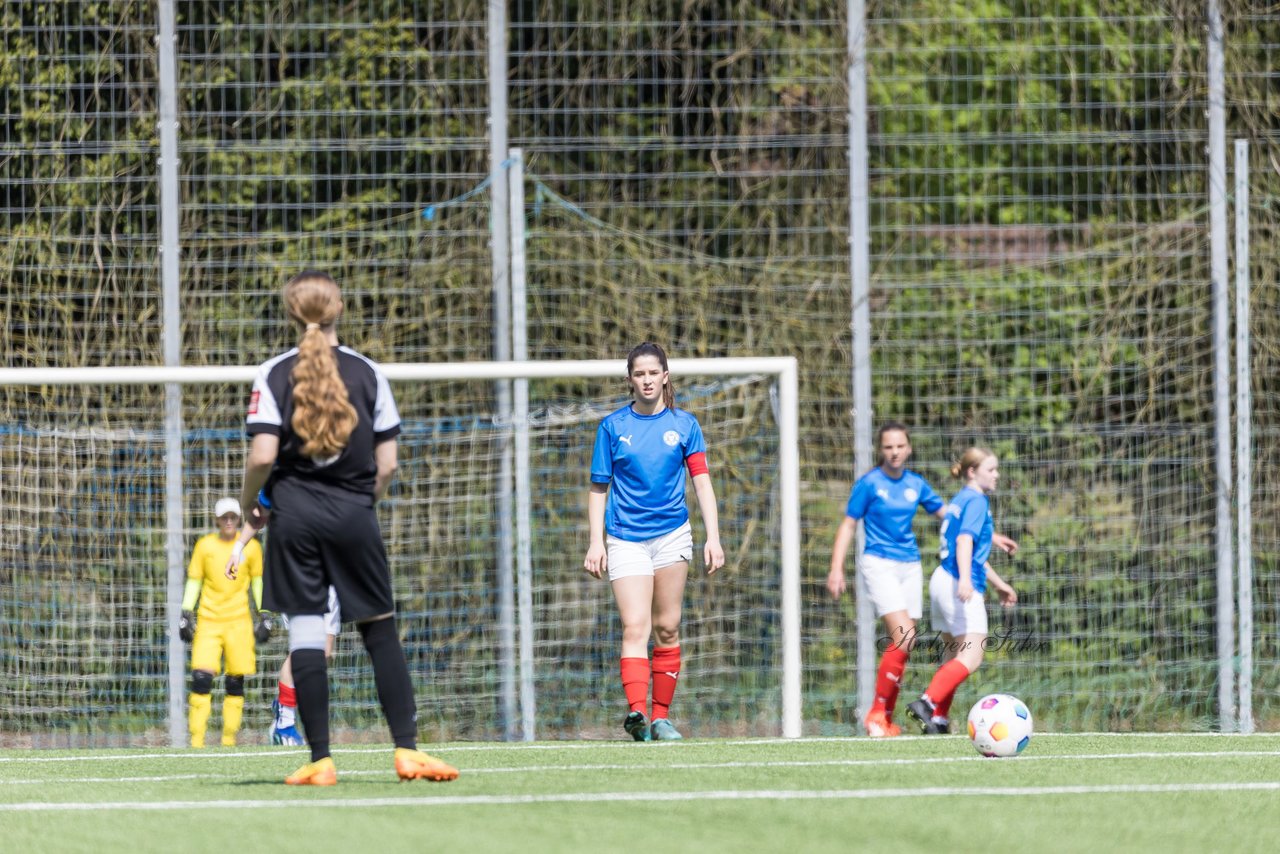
[
  {"xmin": 626, "ymin": 341, "xmax": 675, "ymax": 410},
  {"xmin": 875, "ymin": 421, "xmax": 911, "ymax": 465},
  {"xmin": 283, "ymin": 271, "xmax": 357, "ymax": 459}
]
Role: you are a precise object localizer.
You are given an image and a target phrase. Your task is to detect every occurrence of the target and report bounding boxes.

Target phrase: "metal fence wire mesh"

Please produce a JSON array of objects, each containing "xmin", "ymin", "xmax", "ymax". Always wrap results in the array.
[{"xmin": 1, "ymin": 0, "xmax": 1277, "ymax": 742}]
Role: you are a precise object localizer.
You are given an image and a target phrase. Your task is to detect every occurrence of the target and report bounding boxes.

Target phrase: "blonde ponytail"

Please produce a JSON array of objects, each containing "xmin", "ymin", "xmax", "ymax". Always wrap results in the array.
[
  {"xmin": 283, "ymin": 272, "xmax": 357, "ymax": 459},
  {"xmin": 951, "ymin": 447, "xmax": 992, "ymax": 480}
]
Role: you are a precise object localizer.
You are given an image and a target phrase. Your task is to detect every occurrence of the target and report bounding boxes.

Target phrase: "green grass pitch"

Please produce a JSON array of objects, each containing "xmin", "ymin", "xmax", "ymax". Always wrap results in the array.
[{"xmin": 3, "ymin": 734, "xmax": 1279, "ymax": 853}]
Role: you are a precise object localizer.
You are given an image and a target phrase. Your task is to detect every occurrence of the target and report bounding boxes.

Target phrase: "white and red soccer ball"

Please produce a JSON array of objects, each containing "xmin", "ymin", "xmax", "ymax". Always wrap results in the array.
[{"xmin": 967, "ymin": 693, "xmax": 1033, "ymax": 757}]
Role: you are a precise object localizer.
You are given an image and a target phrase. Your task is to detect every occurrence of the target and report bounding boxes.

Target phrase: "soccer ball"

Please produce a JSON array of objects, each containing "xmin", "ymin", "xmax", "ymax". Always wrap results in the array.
[{"xmin": 967, "ymin": 693, "xmax": 1033, "ymax": 757}]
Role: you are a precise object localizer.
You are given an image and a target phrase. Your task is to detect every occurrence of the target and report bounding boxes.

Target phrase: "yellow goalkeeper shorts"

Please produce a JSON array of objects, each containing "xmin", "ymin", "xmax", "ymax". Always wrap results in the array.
[{"xmin": 190, "ymin": 618, "xmax": 256, "ymax": 676}]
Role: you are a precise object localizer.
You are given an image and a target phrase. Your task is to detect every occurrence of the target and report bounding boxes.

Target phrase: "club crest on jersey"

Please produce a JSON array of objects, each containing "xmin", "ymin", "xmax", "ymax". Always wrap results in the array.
[
  {"xmin": 904, "ymin": 488, "xmax": 919, "ymax": 502},
  {"xmin": 663, "ymin": 430, "xmax": 680, "ymax": 447}
]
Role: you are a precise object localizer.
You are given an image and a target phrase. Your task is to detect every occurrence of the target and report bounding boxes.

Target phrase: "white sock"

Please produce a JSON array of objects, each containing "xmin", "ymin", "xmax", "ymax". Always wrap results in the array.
[{"xmin": 277, "ymin": 700, "xmax": 297, "ymax": 728}]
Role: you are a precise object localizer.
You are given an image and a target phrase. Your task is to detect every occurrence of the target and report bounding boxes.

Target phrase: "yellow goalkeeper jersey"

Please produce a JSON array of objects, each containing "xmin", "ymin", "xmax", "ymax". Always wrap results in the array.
[{"xmin": 186, "ymin": 533, "xmax": 263, "ymax": 623}]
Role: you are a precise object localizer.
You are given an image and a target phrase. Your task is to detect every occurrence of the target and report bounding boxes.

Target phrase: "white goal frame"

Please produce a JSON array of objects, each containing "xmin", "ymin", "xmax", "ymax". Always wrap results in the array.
[{"xmin": 0, "ymin": 357, "xmax": 803, "ymax": 741}]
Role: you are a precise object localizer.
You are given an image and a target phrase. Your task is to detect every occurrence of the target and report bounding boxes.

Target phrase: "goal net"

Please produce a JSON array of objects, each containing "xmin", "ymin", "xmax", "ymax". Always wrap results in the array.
[{"xmin": 0, "ymin": 359, "xmax": 799, "ymax": 746}]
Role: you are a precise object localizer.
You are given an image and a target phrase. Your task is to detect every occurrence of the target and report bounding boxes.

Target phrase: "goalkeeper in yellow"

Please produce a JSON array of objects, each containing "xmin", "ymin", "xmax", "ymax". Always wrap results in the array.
[{"xmin": 178, "ymin": 497, "xmax": 269, "ymax": 747}]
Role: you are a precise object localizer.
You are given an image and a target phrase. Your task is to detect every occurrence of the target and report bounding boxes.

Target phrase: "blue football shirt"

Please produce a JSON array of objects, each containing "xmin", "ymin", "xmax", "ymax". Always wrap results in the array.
[
  {"xmin": 938, "ymin": 485, "xmax": 994, "ymax": 592},
  {"xmin": 845, "ymin": 467, "xmax": 944, "ymax": 561},
  {"xmin": 590, "ymin": 405, "xmax": 707, "ymax": 541}
]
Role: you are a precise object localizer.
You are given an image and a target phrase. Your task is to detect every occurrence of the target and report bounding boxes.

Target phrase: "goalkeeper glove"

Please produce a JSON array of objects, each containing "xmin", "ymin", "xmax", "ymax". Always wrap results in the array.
[
  {"xmin": 254, "ymin": 613, "xmax": 275, "ymax": 644},
  {"xmin": 178, "ymin": 610, "xmax": 196, "ymax": 642}
]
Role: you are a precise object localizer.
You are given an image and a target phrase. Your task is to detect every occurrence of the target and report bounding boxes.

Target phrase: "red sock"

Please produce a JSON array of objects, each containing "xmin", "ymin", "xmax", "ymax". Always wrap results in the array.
[
  {"xmin": 872, "ymin": 645, "xmax": 909, "ymax": 715},
  {"xmin": 620, "ymin": 657, "xmax": 650, "ymax": 715},
  {"xmin": 923, "ymin": 660, "xmax": 970, "ymax": 709},
  {"xmin": 934, "ymin": 690, "xmax": 955, "ymax": 719},
  {"xmin": 278, "ymin": 682, "xmax": 297, "ymax": 708},
  {"xmin": 650, "ymin": 646, "xmax": 681, "ymax": 721}
]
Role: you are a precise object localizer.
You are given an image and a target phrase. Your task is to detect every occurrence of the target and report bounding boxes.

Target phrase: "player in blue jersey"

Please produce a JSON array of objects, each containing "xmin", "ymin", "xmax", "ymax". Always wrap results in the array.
[
  {"xmin": 584, "ymin": 342, "xmax": 725, "ymax": 742},
  {"xmin": 827, "ymin": 424, "xmax": 1016, "ymax": 737},
  {"xmin": 905, "ymin": 447, "xmax": 1018, "ymax": 734}
]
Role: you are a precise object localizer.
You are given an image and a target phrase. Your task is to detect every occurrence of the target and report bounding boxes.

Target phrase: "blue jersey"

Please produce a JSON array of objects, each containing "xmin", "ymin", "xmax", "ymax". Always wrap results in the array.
[
  {"xmin": 590, "ymin": 405, "xmax": 707, "ymax": 541},
  {"xmin": 939, "ymin": 485, "xmax": 994, "ymax": 592},
  {"xmin": 845, "ymin": 467, "xmax": 944, "ymax": 561}
]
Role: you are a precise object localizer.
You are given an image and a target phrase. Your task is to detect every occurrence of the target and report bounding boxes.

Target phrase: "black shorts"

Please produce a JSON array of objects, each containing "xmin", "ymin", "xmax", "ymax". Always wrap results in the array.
[{"xmin": 262, "ymin": 479, "xmax": 394, "ymax": 622}]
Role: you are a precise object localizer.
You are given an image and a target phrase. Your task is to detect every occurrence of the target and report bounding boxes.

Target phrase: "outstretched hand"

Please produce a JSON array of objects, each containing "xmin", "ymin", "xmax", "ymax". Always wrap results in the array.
[{"xmin": 993, "ymin": 533, "xmax": 1019, "ymax": 556}]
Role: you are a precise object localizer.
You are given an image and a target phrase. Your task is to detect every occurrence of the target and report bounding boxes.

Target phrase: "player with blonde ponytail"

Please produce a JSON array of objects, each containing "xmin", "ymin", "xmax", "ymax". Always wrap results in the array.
[
  {"xmin": 905, "ymin": 446, "xmax": 1018, "ymax": 735},
  {"xmin": 227, "ymin": 271, "xmax": 457, "ymax": 785},
  {"xmin": 284, "ymin": 275, "xmax": 358, "ymax": 460}
]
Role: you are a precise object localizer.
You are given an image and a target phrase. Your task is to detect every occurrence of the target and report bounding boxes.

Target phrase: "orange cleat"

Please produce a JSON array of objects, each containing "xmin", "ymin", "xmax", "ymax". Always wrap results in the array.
[
  {"xmin": 285, "ymin": 756, "xmax": 337, "ymax": 786},
  {"xmin": 394, "ymin": 748, "xmax": 459, "ymax": 782},
  {"xmin": 863, "ymin": 709, "xmax": 902, "ymax": 738}
]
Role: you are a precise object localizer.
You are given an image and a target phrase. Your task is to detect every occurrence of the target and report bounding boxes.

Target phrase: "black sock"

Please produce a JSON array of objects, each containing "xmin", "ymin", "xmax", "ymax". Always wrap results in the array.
[
  {"xmin": 359, "ymin": 617, "xmax": 418, "ymax": 750},
  {"xmin": 291, "ymin": 647, "xmax": 330, "ymax": 762}
]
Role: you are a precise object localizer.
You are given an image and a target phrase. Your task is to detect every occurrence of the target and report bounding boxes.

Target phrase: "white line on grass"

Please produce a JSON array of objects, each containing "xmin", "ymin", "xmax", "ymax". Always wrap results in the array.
[
  {"xmin": 4, "ymin": 750, "xmax": 1278, "ymax": 786},
  {"xmin": 3, "ymin": 732, "xmax": 1278, "ymax": 764},
  {"xmin": 4, "ymin": 781, "xmax": 1280, "ymax": 812}
]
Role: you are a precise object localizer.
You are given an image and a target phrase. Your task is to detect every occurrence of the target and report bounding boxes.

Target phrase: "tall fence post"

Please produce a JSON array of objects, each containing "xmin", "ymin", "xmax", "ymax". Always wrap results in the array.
[
  {"xmin": 1206, "ymin": 0, "xmax": 1235, "ymax": 733},
  {"xmin": 155, "ymin": 0, "xmax": 186, "ymax": 749},
  {"xmin": 846, "ymin": 0, "xmax": 876, "ymax": 729},
  {"xmin": 1234, "ymin": 138, "xmax": 1253, "ymax": 734},
  {"xmin": 487, "ymin": 0, "xmax": 518, "ymax": 741},
  {"xmin": 508, "ymin": 148, "xmax": 535, "ymax": 741}
]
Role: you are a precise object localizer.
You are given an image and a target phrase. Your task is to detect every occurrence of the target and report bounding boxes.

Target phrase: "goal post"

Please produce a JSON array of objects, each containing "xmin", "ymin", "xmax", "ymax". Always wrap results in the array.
[{"xmin": 0, "ymin": 357, "xmax": 802, "ymax": 743}]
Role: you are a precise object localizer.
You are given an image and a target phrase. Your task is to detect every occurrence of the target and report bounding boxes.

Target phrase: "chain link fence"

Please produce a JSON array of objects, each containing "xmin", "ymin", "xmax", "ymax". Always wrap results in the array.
[{"xmin": 1, "ymin": 1, "xmax": 1276, "ymax": 742}]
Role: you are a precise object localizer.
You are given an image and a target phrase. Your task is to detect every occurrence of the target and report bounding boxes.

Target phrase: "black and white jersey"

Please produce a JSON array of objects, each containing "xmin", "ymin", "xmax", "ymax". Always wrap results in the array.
[{"xmin": 246, "ymin": 345, "xmax": 400, "ymax": 500}]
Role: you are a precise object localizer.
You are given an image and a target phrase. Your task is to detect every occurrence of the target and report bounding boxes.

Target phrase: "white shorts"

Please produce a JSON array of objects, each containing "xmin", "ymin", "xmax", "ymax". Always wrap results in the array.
[
  {"xmin": 282, "ymin": 585, "xmax": 341, "ymax": 636},
  {"xmin": 928, "ymin": 566, "xmax": 989, "ymax": 636},
  {"xmin": 858, "ymin": 554, "xmax": 924, "ymax": 619},
  {"xmin": 606, "ymin": 521, "xmax": 694, "ymax": 581}
]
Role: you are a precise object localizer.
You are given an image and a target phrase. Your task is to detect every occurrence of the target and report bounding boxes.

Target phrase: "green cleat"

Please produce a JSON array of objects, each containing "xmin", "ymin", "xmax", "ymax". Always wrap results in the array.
[
  {"xmin": 623, "ymin": 711, "xmax": 651, "ymax": 742},
  {"xmin": 649, "ymin": 718, "xmax": 683, "ymax": 741}
]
